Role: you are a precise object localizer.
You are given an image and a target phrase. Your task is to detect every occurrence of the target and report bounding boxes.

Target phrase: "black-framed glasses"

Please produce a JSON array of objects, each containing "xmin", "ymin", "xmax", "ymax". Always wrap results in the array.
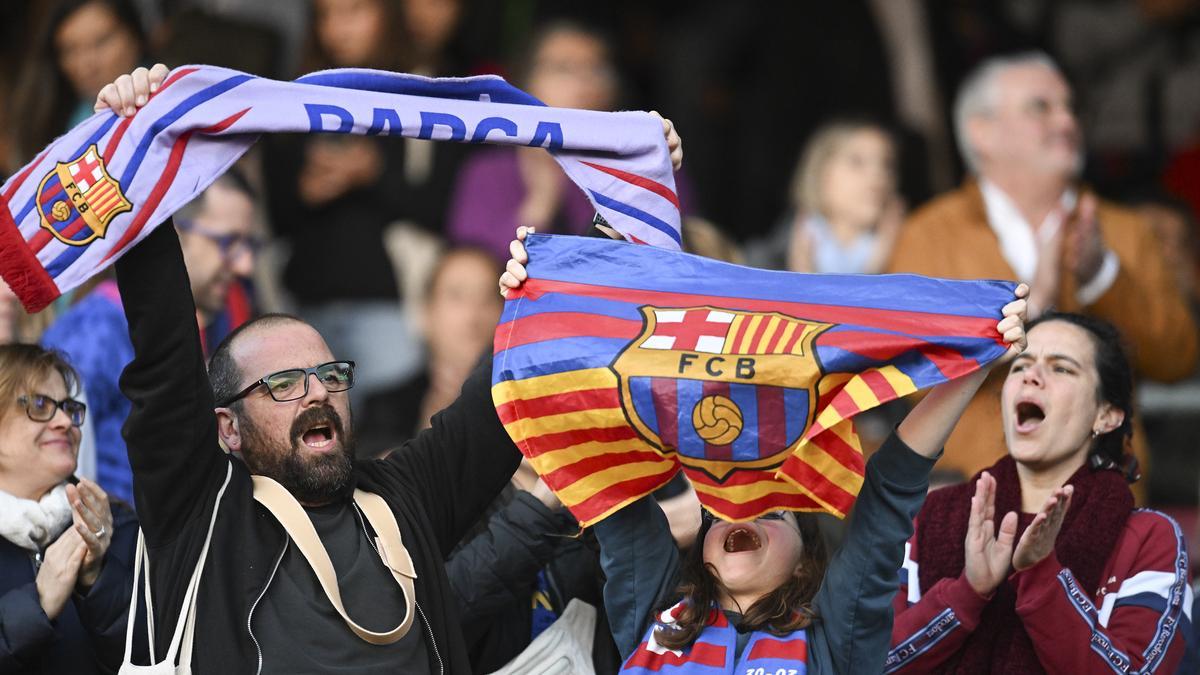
[
  {"xmin": 217, "ymin": 361, "xmax": 355, "ymax": 407},
  {"xmin": 18, "ymin": 393, "xmax": 86, "ymax": 427},
  {"xmin": 176, "ymin": 218, "xmax": 261, "ymax": 261}
]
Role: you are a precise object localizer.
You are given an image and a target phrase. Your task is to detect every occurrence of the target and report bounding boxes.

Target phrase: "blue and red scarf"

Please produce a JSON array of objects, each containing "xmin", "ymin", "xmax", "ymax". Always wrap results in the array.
[
  {"xmin": 623, "ymin": 601, "xmax": 808, "ymax": 674},
  {"xmin": 0, "ymin": 65, "xmax": 680, "ymax": 312}
]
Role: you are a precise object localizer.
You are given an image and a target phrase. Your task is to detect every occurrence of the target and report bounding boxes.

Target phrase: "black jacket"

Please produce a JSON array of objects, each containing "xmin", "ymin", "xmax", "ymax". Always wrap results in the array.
[
  {"xmin": 0, "ymin": 501, "xmax": 138, "ymax": 674},
  {"xmin": 447, "ymin": 486, "xmax": 619, "ymax": 673},
  {"xmin": 116, "ymin": 223, "xmax": 520, "ymax": 674}
]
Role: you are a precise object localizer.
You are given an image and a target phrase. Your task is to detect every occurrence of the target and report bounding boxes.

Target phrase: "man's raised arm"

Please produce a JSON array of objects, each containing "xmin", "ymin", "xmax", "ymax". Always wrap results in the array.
[{"xmin": 117, "ymin": 221, "xmax": 226, "ymax": 545}]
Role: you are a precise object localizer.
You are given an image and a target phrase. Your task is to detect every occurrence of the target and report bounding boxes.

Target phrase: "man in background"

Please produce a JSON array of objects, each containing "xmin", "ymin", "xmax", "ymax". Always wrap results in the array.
[{"xmin": 886, "ymin": 51, "xmax": 1197, "ymax": 483}]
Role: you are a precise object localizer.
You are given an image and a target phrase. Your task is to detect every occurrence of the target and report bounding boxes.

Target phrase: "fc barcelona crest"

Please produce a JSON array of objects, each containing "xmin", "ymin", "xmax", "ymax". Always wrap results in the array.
[
  {"xmin": 35, "ymin": 145, "xmax": 132, "ymax": 247},
  {"xmin": 610, "ymin": 305, "xmax": 832, "ymax": 481}
]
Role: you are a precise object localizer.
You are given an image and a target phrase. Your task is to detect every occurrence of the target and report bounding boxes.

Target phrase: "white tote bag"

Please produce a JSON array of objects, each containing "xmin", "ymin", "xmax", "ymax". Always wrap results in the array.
[{"xmin": 119, "ymin": 463, "xmax": 231, "ymax": 675}]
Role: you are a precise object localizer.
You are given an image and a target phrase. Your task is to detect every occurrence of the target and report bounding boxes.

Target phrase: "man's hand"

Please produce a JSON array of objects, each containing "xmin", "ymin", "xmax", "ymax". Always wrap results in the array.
[
  {"xmin": 1013, "ymin": 485, "xmax": 1073, "ymax": 571},
  {"xmin": 651, "ymin": 111, "xmax": 683, "ymax": 171},
  {"xmin": 1063, "ymin": 194, "xmax": 1107, "ymax": 287},
  {"xmin": 95, "ymin": 64, "xmax": 170, "ymax": 117},
  {"xmin": 963, "ymin": 472, "xmax": 1017, "ymax": 597}
]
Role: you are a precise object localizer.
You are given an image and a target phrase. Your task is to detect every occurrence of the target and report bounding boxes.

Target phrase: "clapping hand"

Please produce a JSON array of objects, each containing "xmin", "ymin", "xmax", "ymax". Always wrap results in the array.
[
  {"xmin": 67, "ymin": 479, "xmax": 114, "ymax": 590},
  {"xmin": 963, "ymin": 472, "xmax": 1017, "ymax": 597}
]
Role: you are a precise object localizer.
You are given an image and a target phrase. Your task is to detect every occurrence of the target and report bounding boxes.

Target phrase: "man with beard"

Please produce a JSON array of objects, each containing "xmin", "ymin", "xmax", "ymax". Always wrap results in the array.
[
  {"xmin": 100, "ymin": 62, "xmax": 682, "ymax": 674},
  {"xmin": 116, "ymin": 211, "xmax": 520, "ymax": 673}
]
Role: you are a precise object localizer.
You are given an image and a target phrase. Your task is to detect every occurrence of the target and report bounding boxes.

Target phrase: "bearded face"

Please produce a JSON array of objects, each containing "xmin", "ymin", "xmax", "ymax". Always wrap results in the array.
[{"xmin": 238, "ymin": 403, "xmax": 355, "ymax": 504}]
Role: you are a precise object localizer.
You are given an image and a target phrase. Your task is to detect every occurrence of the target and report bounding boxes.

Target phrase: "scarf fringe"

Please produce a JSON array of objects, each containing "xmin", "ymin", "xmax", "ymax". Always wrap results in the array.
[{"xmin": 0, "ymin": 197, "xmax": 59, "ymax": 313}]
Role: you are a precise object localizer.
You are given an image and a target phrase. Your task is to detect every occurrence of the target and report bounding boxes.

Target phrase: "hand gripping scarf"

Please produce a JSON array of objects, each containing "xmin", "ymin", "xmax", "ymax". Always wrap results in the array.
[
  {"xmin": 0, "ymin": 65, "xmax": 681, "ymax": 312},
  {"xmin": 493, "ymin": 234, "xmax": 1015, "ymax": 526}
]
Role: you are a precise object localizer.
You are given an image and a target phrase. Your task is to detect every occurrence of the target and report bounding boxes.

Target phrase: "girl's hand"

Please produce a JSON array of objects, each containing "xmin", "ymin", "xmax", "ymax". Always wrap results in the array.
[
  {"xmin": 499, "ymin": 226, "xmax": 534, "ymax": 297},
  {"xmin": 996, "ymin": 283, "xmax": 1030, "ymax": 362},
  {"xmin": 94, "ymin": 64, "xmax": 170, "ymax": 117}
]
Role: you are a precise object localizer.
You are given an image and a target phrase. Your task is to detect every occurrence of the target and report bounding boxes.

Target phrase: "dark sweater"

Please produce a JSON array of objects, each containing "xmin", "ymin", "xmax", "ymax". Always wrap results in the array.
[{"xmin": 115, "ymin": 223, "xmax": 521, "ymax": 673}]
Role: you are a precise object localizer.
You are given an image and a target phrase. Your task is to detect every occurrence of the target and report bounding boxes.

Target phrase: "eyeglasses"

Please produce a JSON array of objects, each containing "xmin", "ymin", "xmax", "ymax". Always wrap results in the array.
[
  {"xmin": 18, "ymin": 393, "xmax": 86, "ymax": 427},
  {"xmin": 217, "ymin": 361, "xmax": 355, "ymax": 407},
  {"xmin": 176, "ymin": 218, "xmax": 261, "ymax": 262}
]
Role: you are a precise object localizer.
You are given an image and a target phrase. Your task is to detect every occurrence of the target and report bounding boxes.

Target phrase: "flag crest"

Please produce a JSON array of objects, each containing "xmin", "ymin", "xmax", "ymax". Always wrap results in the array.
[
  {"xmin": 613, "ymin": 306, "xmax": 831, "ymax": 483},
  {"xmin": 493, "ymin": 234, "xmax": 1015, "ymax": 526},
  {"xmin": 36, "ymin": 145, "xmax": 132, "ymax": 246}
]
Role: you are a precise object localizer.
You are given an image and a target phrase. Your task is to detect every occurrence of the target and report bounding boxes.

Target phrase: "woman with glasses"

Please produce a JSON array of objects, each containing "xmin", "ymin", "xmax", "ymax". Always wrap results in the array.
[
  {"xmin": 0, "ymin": 344, "xmax": 138, "ymax": 674},
  {"xmin": 498, "ymin": 228, "xmax": 1030, "ymax": 673}
]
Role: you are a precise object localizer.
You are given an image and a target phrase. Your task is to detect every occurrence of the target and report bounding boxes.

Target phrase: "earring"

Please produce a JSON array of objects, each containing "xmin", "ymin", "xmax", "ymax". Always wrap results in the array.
[{"xmin": 1091, "ymin": 429, "xmax": 1101, "ymax": 438}]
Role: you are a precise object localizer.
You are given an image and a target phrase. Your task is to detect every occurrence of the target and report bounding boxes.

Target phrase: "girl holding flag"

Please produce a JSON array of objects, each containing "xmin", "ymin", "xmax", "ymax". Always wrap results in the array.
[{"xmin": 500, "ymin": 227, "xmax": 1030, "ymax": 674}]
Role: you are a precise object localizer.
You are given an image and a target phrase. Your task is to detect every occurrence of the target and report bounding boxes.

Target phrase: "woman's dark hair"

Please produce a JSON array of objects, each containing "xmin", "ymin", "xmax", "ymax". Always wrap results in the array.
[
  {"xmin": 1025, "ymin": 312, "xmax": 1137, "ymax": 480},
  {"xmin": 9, "ymin": 0, "xmax": 145, "ymax": 162},
  {"xmin": 299, "ymin": 0, "xmax": 410, "ymax": 74},
  {"xmin": 654, "ymin": 511, "xmax": 829, "ymax": 651}
]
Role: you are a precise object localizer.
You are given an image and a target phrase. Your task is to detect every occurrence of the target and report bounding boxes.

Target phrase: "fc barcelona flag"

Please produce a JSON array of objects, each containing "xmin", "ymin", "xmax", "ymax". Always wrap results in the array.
[{"xmin": 492, "ymin": 234, "xmax": 1016, "ymax": 525}]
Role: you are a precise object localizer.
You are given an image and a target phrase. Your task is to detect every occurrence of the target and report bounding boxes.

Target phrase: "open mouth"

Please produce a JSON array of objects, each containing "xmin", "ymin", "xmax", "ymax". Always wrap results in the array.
[
  {"xmin": 723, "ymin": 526, "xmax": 762, "ymax": 553},
  {"xmin": 1015, "ymin": 401, "xmax": 1045, "ymax": 433},
  {"xmin": 301, "ymin": 424, "xmax": 334, "ymax": 449}
]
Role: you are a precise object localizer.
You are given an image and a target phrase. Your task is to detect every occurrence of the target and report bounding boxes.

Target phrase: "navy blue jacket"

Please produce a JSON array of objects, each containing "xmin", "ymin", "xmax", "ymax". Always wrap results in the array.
[{"xmin": 0, "ymin": 500, "xmax": 138, "ymax": 674}]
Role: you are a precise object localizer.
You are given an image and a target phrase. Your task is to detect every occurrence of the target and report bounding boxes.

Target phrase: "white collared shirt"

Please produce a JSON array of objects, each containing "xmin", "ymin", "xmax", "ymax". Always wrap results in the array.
[{"xmin": 979, "ymin": 178, "xmax": 1119, "ymax": 306}]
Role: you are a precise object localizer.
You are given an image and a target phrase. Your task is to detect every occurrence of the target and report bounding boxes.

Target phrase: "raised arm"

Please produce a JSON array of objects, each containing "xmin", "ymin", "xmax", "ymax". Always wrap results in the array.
[
  {"xmin": 811, "ymin": 288, "xmax": 1028, "ymax": 673},
  {"xmin": 116, "ymin": 221, "xmax": 226, "ymax": 545},
  {"xmin": 593, "ymin": 495, "xmax": 681, "ymax": 660}
]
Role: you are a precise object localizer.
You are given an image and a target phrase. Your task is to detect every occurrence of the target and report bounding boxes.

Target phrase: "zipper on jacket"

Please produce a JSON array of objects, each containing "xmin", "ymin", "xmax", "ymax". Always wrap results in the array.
[
  {"xmin": 416, "ymin": 601, "xmax": 443, "ymax": 675},
  {"xmin": 248, "ymin": 536, "xmax": 288, "ymax": 675}
]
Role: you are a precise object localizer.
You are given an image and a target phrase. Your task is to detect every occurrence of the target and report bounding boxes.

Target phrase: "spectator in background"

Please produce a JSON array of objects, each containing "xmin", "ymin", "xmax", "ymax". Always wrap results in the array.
[
  {"xmin": 0, "ymin": 344, "xmax": 138, "ymax": 674},
  {"xmin": 890, "ymin": 313, "xmax": 1190, "ymax": 673},
  {"xmin": 403, "ymin": 0, "xmax": 466, "ymax": 75},
  {"xmin": 9, "ymin": 0, "xmax": 144, "ymax": 164},
  {"xmin": 445, "ymin": 20, "xmax": 622, "ymax": 260},
  {"xmin": 745, "ymin": 120, "xmax": 904, "ymax": 274},
  {"xmin": 41, "ymin": 173, "xmax": 258, "ymax": 506},
  {"xmin": 887, "ymin": 52, "xmax": 1198, "ymax": 484},
  {"xmin": 263, "ymin": 0, "xmax": 470, "ymax": 407},
  {"xmin": 359, "ymin": 246, "xmax": 502, "ymax": 456}
]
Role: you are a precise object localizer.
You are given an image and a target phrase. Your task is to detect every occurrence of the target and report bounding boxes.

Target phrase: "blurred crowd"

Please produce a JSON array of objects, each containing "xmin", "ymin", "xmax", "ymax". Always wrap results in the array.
[{"xmin": 2, "ymin": 1, "xmax": 1200, "ymax": 673}]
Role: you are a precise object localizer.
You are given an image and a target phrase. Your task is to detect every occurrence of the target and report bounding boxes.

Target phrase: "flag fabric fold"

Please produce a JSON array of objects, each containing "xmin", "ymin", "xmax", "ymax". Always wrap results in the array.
[
  {"xmin": 492, "ymin": 234, "xmax": 1015, "ymax": 526},
  {"xmin": 0, "ymin": 65, "xmax": 680, "ymax": 312}
]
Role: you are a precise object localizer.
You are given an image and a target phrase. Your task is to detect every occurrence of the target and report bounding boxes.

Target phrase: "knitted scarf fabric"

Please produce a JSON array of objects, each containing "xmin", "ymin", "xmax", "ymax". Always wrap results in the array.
[
  {"xmin": 915, "ymin": 456, "xmax": 1133, "ymax": 673},
  {"xmin": 0, "ymin": 65, "xmax": 681, "ymax": 313},
  {"xmin": 0, "ymin": 483, "xmax": 72, "ymax": 551}
]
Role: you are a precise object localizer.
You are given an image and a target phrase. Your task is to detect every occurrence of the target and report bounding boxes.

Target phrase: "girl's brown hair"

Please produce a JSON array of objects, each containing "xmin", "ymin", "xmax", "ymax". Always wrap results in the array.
[
  {"xmin": 0, "ymin": 344, "xmax": 80, "ymax": 428},
  {"xmin": 654, "ymin": 512, "xmax": 829, "ymax": 650}
]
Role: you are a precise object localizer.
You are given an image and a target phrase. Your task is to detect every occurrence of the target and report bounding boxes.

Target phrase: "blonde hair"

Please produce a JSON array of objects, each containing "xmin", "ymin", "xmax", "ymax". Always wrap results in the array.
[
  {"xmin": 0, "ymin": 344, "xmax": 79, "ymax": 428},
  {"xmin": 789, "ymin": 121, "xmax": 891, "ymax": 217}
]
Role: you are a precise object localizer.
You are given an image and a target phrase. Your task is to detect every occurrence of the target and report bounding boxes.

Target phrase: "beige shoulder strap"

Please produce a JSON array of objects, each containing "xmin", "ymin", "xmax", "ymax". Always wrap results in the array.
[{"xmin": 251, "ymin": 475, "xmax": 416, "ymax": 645}]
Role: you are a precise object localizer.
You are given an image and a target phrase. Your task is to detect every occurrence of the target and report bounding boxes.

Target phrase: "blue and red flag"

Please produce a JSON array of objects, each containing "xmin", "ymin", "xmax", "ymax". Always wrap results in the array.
[{"xmin": 492, "ymin": 234, "xmax": 1015, "ymax": 525}]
